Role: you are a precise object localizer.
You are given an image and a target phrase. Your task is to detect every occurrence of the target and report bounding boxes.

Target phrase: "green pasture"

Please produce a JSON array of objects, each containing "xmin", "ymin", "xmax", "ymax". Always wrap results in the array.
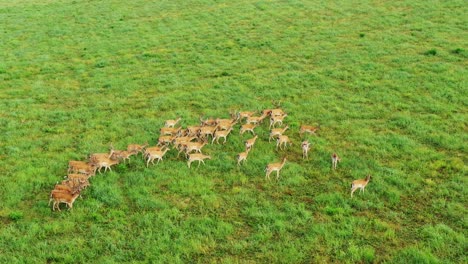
[{"xmin": 0, "ymin": 0, "xmax": 466, "ymax": 263}]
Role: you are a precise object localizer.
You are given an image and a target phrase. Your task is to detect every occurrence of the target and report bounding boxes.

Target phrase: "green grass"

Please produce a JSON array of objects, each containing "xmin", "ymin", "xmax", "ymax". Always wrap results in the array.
[{"xmin": 0, "ymin": 0, "xmax": 466, "ymax": 263}]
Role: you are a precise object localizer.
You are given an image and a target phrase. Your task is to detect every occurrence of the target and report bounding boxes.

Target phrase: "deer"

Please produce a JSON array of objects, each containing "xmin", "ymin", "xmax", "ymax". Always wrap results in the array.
[
  {"xmin": 198, "ymin": 126, "xmax": 217, "ymax": 141},
  {"xmin": 49, "ymin": 182, "xmax": 83, "ymax": 206},
  {"xmin": 236, "ymin": 148, "xmax": 251, "ymax": 166},
  {"xmin": 200, "ymin": 116, "xmax": 217, "ymax": 127},
  {"xmin": 351, "ymin": 175, "xmax": 371, "ymax": 198},
  {"xmin": 276, "ymin": 135, "xmax": 292, "ymax": 150},
  {"xmin": 269, "ymin": 114, "xmax": 288, "ymax": 129},
  {"xmin": 109, "ymin": 144, "xmax": 134, "ymax": 162},
  {"xmin": 160, "ymin": 127, "xmax": 181, "ymax": 137},
  {"xmin": 240, "ymin": 123, "xmax": 257, "ymax": 135},
  {"xmin": 66, "ymin": 174, "xmax": 91, "ymax": 185},
  {"xmin": 212, "ymin": 127, "xmax": 233, "ymax": 144},
  {"xmin": 158, "ymin": 135, "xmax": 175, "ymax": 146},
  {"xmin": 51, "ymin": 191, "xmax": 81, "ymax": 211},
  {"xmin": 91, "ymin": 156, "xmax": 120, "ymax": 173},
  {"xmin": 301, "ymin": 141, "xmax": 311, "ymax": 159},
  {"xmin": 183, "ymin": 141, "xmax": 207, "ymax": 156},
  {"xmin": 216, "ymin": 119, "xmax": 237, "ymax": 131},
  {"xmin": 331, "ymin": 153, "xmax": 341, "ymax": 170},
  {"xmin": 164, "ymin": 117, "xmax": 181, "ymax": 128},
  {"xmin": 236, "ymin": 111, "xmax": 255, "ymax": 121},
  {"xmin": 265, "ymin": 157, "xmax": 287, "ymax": 181},
  {"xmin": 300, "ymin": 125, "xmax": 320, "ymax": 137},
  {"xmin": 245, "ymin": 113, "xmax": 268, "ymax": 125},
  {"xmin": 173, "ymin": 136, "xmax": 197, "ymax": 151},
  {"xmin": 187, "ymin": 153, "xmax": 211, "ymax": 168},
  {"xmin": 270, "ymin": 108, "xmax": 285, "ymax": 117},
  {"xmin": 245, "ymin": 135, "xmax": 258, "ymax": 150},
  {"xmin": 127, "ymin": 142, "xmax": 148, "ymax": 155},
  {"xmin": 68, "ymin": 161, "xmax": 97, "ymax": 176},
  {"xmin": 269, "ymin": 126, "xmax": 289, "ymax": 142},
  {"xmin": 145, "ymin": 147, "xmax": 170, "ymax": 167},
  {"xmin": 186, "ymin": 126, "xmax": 202, "ymax": 137},
  {"xmin": 89, "ymin": 153, "xmax": 112, "ymax": 164}
]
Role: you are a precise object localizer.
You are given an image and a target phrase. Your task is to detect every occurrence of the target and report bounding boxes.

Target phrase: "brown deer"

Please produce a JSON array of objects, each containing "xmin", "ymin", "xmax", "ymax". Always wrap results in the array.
[
  {"xmin": 265, "ymin": 157, "xmax": 287, "ymax": 180},
  {"xmin": 236, "ymin": 111, "xmax": 255, "ymax": 121},
  {"xmin": 212, "ymin": 127, "xmax": 233, "ymax": 144},
  {"xmin": 240, "ymin": 124, "xmax": 257, "ymax": 135},
  {"xmin": 91, "ymin": 157, "xmax": 120, "ymax": 173},
  {"xmin": 236, "ymin": 148, "xmax": 251, "ymax": 166},
  {"xmin": 269, "ymin": 114, "xmax": 287, "ymax": 129},
  {"xmin": 276, "ymin": 135, "xmax": 292, "ymax": 150},
  {"xmin": 165, "ymin": 117, "xmax": 181, "ymax": 128},
  {"xmin": 351, "ymin": 175, "xmax": 371, "ymax": 197},
  {"xmin": 51, "ymin": 191, "xmax": 81, "ymax": 211},
  {"xmin": 302, "ymin": 141, "xmax": 311, "ymax": 160},
  {"xmin": 187, "ymin": 153, "xmax": 211, "ymax": 168},
  {"xmin": 200, "ymin": 116, "xmax": 217, "ymax": 127},
  {"xmin": 245, "ymin": 135, "xmax": 258, "ymax": 150},
  {"xmin": 269, "ymin": 126, "xmax": 289, "ymax": 142},
  {"xmin": 331, "ymin": 153, "xmax": 341, "ymax": 170},
  {"xmin": 145, "ymin": 148, "xmax": 170, "ymax": 167},
  {"xmin": 127, "ymin": 142, "xmax": 148, "ymax": 155},
  {"xmin": 300, "ymin": 125, "xmax": 319, "ymax": 137}
]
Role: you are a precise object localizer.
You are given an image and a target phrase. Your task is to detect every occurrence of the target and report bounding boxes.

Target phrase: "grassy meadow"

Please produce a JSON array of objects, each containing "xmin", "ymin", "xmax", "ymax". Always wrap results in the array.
[{"xmin": 0, "ymin": 0, "xmax": 466, "ymax": 263}]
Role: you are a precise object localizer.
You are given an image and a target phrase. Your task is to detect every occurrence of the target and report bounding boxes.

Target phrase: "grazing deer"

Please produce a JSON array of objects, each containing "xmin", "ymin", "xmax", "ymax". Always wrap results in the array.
[
  {"xmin": 300, "ymin": 125, "xmax": 319, "ymax": 137},
  {"xmin": 245, "ymin": 135, "xmax": 258, "ymax": 150},
  {"xmin": 212, "ymin": 127, "xmax": 233, "ymax": 144},
  {"xmin": 187, "ymin": 153, "xmax": 211, "ymax": 168},
  {"xmin": 265, "ymin": 157, "xmax": 287, "ymax": 180},
  {"xmin": 145, "ymin": 148, "xmax": 170, "ymax": 167},
  {"xmin": 269, "ymin": 126, "xmax": 289, "ymax": 142},
  {"xmin": 237, "ymin": 148, "xmax": 251, "ymax": 166},
  {"xmin": 165, "ymin": 117, "xmax": 181, "ymax": 128},
  {"xmin": 301, "ymin": 141, "xmax": 311, "ymax": 159},
  {"xmin": 351, "ymin": 175, "xmax": 371, "ymax": 198},
  {"xmin": 240, "ymin": 124, "xmax": 257, "ymax": 135},
  {"xmin": 127, "ymin": 142, "xmax": 148, "ymax": 155},
  {"xmin": 269, "ymin": 114, "xmax": 287, "ymax": 129},
  {"xmin": 331, "ymin": 153, "xmax": 340, "ymax": 170},
  {"xmin": 276, "ymin": 135, "xmax": 292, "ymax": 150}
]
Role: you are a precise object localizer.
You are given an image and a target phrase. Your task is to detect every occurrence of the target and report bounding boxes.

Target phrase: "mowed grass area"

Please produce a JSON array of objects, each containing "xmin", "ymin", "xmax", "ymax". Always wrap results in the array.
[{"xmin": 0, "ymin": 0, "xmax": 466, "ymax": 262}]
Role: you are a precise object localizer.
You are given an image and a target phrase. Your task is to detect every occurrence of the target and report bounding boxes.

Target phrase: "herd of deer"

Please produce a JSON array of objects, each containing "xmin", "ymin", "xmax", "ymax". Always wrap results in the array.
[{"xmin": 49, "ymin": 108, "xmax": 371, "ymax": 211}]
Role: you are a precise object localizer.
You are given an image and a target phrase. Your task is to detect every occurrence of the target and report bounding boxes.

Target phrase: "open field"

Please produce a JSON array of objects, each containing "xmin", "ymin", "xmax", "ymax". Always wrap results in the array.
[{"xmin": 0, "ymin": 0, "xmax": 466, "ymax": 263}]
